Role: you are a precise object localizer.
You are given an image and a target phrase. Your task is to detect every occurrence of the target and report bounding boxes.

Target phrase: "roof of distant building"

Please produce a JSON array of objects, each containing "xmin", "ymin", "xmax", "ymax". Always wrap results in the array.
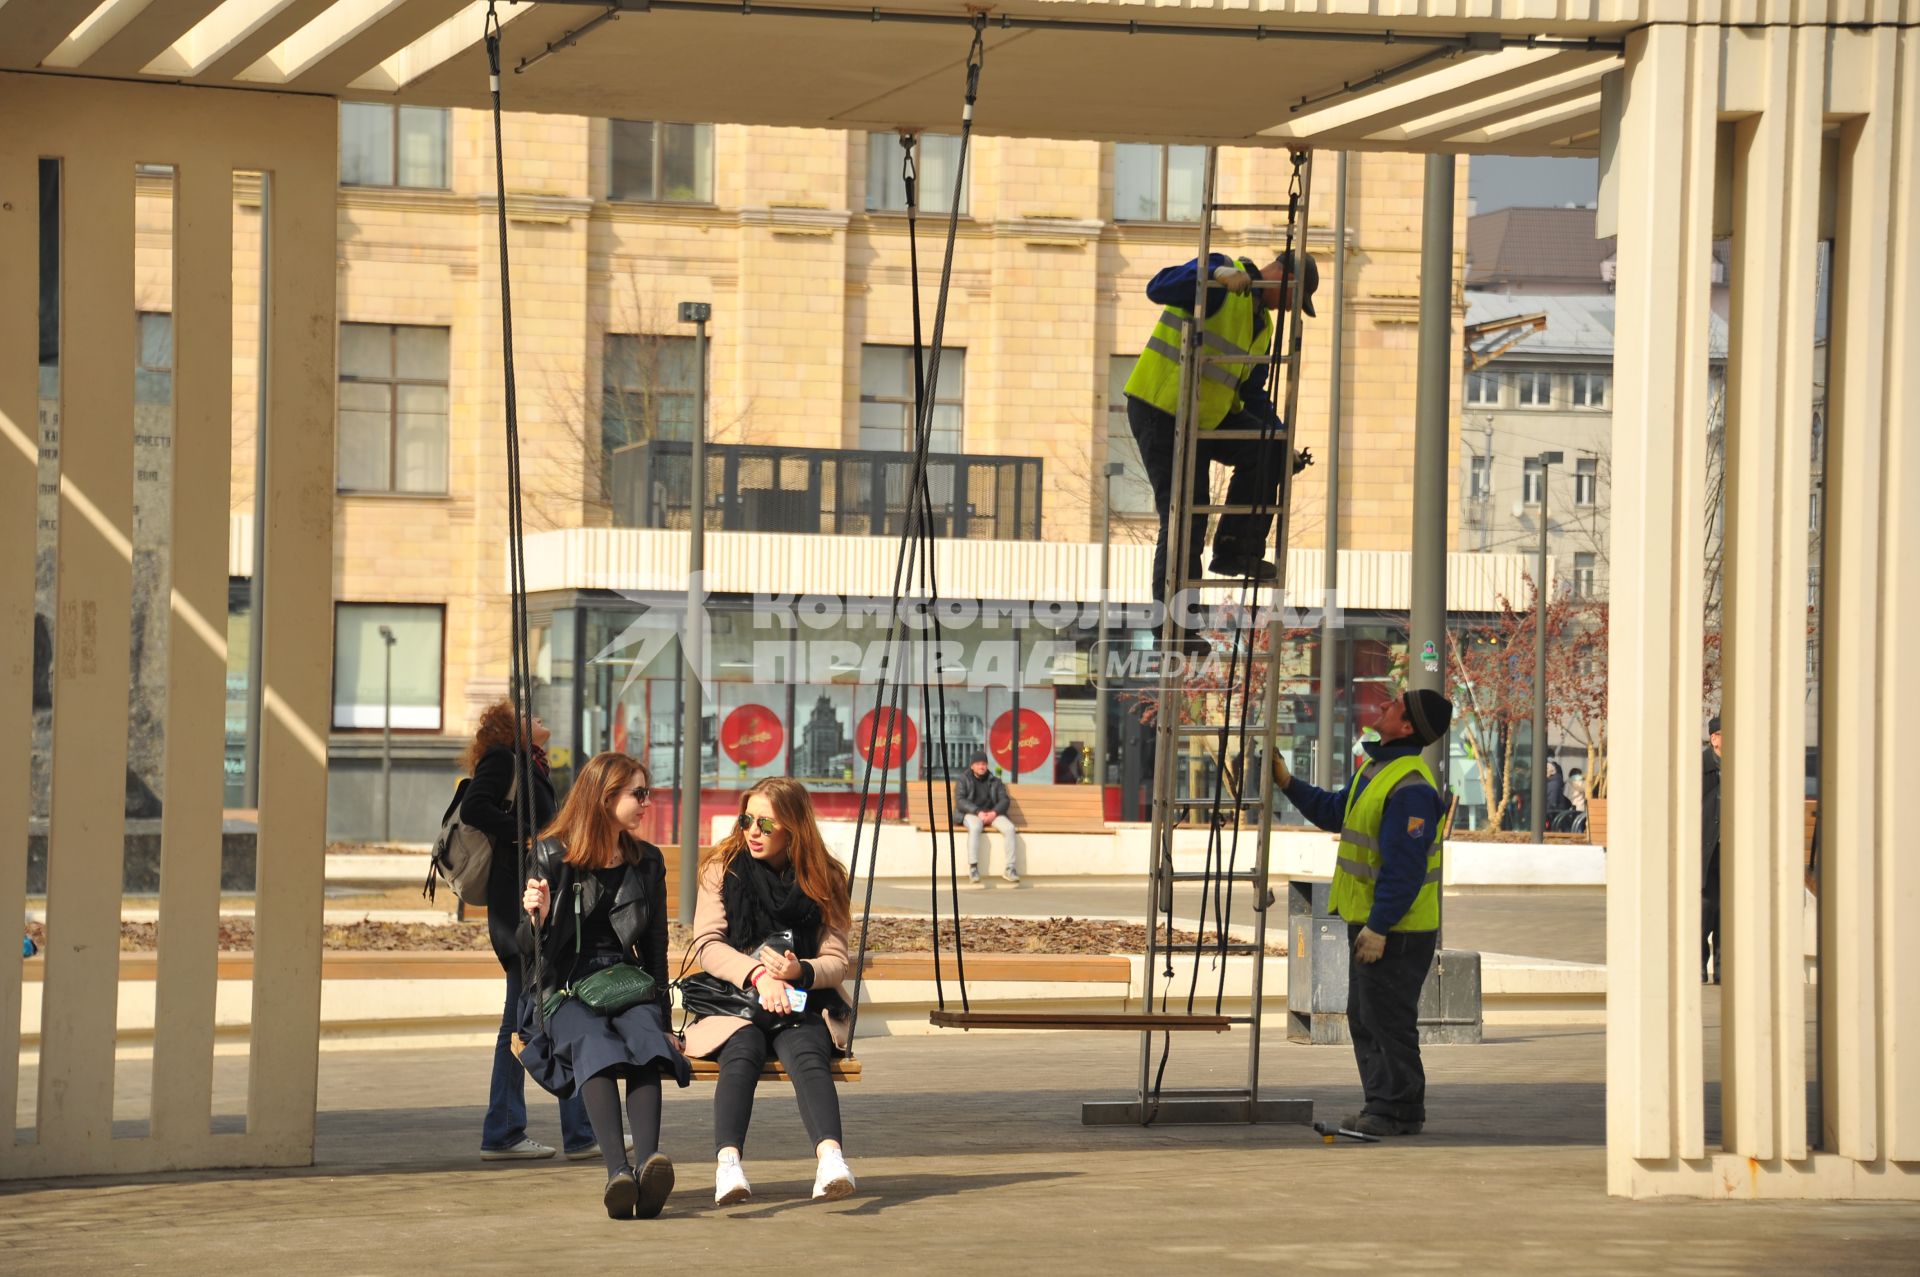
[
  {"xmin": 1466, "ymin": 207, "xmax": 1615, "ymax": 292},
  {"xmin": 1466, "ymin": 293, "xmax": 1729, "ymax": 361}
]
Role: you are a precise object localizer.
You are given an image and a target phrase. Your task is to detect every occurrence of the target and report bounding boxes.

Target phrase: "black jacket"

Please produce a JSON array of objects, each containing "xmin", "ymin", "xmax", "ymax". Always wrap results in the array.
[
  {"xmin": 955, "ymin": 768, "xmax": 1009, "ymax": 817},
  {"xmin": 461, "ymin": 745, "xmax": 557, "ymax": 968},
  {"xmin": 1702, "ymin": 745, "xmax": 1722, "ymax": 875},
  {"xmin": 517, "ymin": 836, "xmax": 670, "ymax": 1005}
]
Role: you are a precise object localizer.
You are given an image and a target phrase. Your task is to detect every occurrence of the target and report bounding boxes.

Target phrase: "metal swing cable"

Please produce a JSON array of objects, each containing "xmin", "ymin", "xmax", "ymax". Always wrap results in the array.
[
  {"xmin": 899, "ymin": 130, "xmax": 972, "ymax": 1014},
  {"xmin": 1204, "ymin": 153, "xmax": 1311, "ymax": 1012},
  {"xmin": 845, "ymin": 21, "xmax": 987, "ymax": 1043},
  {"xmin": 484, "ymin": 1, "xmax": 547, "ymax": 1036}
]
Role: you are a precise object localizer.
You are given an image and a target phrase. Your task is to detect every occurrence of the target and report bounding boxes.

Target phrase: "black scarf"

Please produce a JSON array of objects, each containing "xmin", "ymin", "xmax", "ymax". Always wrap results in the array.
[{"xmin": 721, "ymin": 853, "xmax": 822, "ymax": 959}]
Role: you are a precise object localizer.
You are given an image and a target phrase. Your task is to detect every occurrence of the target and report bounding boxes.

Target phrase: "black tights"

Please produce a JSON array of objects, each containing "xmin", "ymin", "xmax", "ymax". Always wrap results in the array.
[
  {"xmin": 579, "ymin": 1068, "xmax": 660, "ymax": 1176},
  {"xmin": 713, "ymin": 1018, "xmax": 842, "ymax": 1154}
]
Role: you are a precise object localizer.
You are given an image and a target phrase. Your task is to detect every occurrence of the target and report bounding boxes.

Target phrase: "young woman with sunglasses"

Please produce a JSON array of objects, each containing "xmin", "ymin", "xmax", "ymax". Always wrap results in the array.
[
  {"xmin": 685, "ymin": 777, "xmax": 857, "ymax": 1204},
  {"xmin": 520, "ymin": 752, "xmax": 691, "ymax": 1219}
]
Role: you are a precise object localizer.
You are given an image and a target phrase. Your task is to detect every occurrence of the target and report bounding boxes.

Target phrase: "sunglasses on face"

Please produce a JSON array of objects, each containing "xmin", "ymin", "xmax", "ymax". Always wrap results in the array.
[
  {"xmin": 630, "ymin": 786, "xmax": 651, "ymax": 806},
  {"xmin": 738, "ymin": 814, "xmax": 780, "ymax": 836}
]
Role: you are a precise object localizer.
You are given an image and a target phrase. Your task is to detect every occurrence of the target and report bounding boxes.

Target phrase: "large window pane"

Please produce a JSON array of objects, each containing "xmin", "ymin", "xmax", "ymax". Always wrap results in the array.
[
  {"xmin": 396, "ymin": 107, "xmax": 449, "ymax": 188},
  {"xmin": 602, "ymin": 333, "xmax": 700, "ymax": 447},
  {"xmin": 340, "ymin": 103, "xmax": 394, "ymax": 186},
  {"xmin": 338, "ymin": 383, "xmax": 392, "ymax": 491},
  {"xmin": 659, "ymin": 123, "xmax": 710, "ymax": 201},
  {"xmin": 337, "ymin": 322, "xmax": 449, "ymax": 494},
  {"xmin": 867, "ymin": 133, "xmax": 967, "ymax": 215},
  {"xmin": 1114, "ymin": 144, "xmax": 1162, "ymax": 221},
  {"xmin": 859, "ymin": 344, "xmax": 964, "ymax": 452},
  {"xmin": 394, "ymin": 384, "xmax": 449, "ymax": 492},
  {"xmin": 610, "ymin": 120, "xmax": 656, "ymax": 200},
  {"xmin": 333, "ymin": 604, "xmax": 444, "ymax": 729},
  {"xmin": 1164, "ymin": 145, "xmax": 1207, "ymax": 222}
]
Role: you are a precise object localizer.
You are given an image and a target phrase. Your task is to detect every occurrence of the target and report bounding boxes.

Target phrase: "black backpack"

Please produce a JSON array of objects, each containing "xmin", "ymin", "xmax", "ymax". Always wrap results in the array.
[{"xmin": 423, "ymin": 772, "xmax": 517, "ymax": 906}]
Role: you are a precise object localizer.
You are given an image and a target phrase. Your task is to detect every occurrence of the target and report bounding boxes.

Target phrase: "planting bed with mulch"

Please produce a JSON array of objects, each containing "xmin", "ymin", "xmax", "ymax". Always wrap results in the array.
[{"xmin": 26, "ymin": 917, "xmax": 1284, "ymax": 958}]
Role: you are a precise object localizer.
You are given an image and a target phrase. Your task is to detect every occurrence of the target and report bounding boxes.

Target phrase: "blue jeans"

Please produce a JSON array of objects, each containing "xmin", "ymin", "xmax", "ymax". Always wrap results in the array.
[{"xmin": 482, "ymin": 961, "xmax": 593, "ymax": 1152}]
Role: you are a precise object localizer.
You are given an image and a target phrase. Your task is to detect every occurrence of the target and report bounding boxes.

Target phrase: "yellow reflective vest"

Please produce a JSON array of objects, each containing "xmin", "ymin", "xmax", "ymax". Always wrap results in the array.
[
  {"xmin": 1123, "ymin": 259, "xmax": 1270, "ymax": 431},
  {"xmin": 1329, "ymin": 754, "xmax": 1444, "ymax": 932}
]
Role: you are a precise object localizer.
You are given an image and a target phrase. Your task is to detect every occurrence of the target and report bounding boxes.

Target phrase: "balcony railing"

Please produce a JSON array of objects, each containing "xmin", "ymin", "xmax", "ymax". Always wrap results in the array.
[{"xmin": 611, "ymin": 441, "xmax": 1044, "ymax": 541}]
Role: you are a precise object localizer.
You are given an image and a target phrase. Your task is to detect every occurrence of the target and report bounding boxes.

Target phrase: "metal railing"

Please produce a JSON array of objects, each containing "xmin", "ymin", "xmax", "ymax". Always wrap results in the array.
[{"xmin": 611, "ymin": 440, "xmax": 1043, "ymax": 540}]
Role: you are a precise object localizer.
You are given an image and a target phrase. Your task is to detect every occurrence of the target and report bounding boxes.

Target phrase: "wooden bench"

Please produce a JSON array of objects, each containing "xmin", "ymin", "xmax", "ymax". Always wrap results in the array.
[{"xmin": 906, "ymin": 782, "xmax": 1109, "ymax": 835}]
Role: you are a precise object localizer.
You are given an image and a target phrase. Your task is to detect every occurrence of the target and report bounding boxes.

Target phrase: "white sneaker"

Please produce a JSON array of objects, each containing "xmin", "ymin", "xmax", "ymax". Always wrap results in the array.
[
  {"xmin": 1001, "ymin": 866, "xmax": 1020, "ymax": 884},
  {"xmin": 812, "ymin": 1148, "xmax": 856, "ymax": 1200},
  {"xmin": 481, "ymin": 1137, "xmax": 556, "ymax": 1161},
  {"xmin": 715, "ymin": 1152, "xmax": 752, "ymax": 1205},
  {"xmin": 967, "ymin": 866, "xmax": 981, "ymax": 886}
]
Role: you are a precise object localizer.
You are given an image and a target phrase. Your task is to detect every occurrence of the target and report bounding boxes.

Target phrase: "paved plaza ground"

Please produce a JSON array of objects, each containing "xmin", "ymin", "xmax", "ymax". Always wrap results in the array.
[{"xmin": 5, "ymin": 1019, "xmax": 1919, "ymax": 1274}]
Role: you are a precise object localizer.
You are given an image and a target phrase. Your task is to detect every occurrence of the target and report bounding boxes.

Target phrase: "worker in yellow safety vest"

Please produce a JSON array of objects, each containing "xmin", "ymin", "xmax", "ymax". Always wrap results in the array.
[
  {"xmin": 1272, "ymin": 688, "xmax": 1453, "ymax": 1137},
  {"xmin": 1122, "ymin": 251, "xmax": 1318, "ymax": 603}
]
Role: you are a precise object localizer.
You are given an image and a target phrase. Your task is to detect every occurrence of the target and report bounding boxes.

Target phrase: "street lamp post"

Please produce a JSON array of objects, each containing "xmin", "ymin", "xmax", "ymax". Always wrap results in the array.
[
  {"xmin": 677, "ymin": 300, "xmax": 711, "ymax": 925},
  {"xmin": 1094, "ymin": 460, "xmax": 1125, "ymax": 788},
  {"xmin": 1530, "ymin": 450, "xmax": 1564, "ymax": 836},
  {"xmin": 378, "ymin": 624, "xmax": 396, "ymax": 843}
]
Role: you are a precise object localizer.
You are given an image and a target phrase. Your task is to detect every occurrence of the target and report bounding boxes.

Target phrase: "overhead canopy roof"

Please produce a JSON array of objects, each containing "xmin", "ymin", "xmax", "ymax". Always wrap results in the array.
[{"xmin": 0, "ymin": 0, "xmax": 1646, "ymax": 153}]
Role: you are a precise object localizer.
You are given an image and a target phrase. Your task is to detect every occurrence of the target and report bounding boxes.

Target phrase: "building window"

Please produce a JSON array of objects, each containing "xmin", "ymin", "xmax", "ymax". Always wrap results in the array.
[
  {"xmin": 1107, "ymin": 356, "xmax": 1155, "ymax": 516},
  {"xmin": 1465, "ymin": 371, "xmax": 1501, "ymax": 406},
  {"xmin": 859, "ymin": 345, "xmax": 963, "ymax": 453},
  {"xmin": 1523, "ymin": 458, "xmax": 1544, "ymax": 506},
  {"xmin": 332, "ymin": 603, "xmax": 444, "ymax": 730},
  {"xmin": 603, "ymin": 334, "xmax": 700, "ymax": 454},
  {"xmin": 338, "ymin": 323, "xmax": 450, "ymax": 494},
  {"xmin": 136, "ymin": 312, "xmax": 172, "ymax": 406},
  {"xmin": 608, "ymin": 121, "xmax": 713, "ymax": 203},
  {"xmin": 1572, "ymin": 552, "xmax": 1597, "ymax": 598},
  {"xmin": 1467, "ymin": 454, "xmax": 1491, "ymax": 500},
  {"xmin": 1114, "ymin": 143, "xmax": 1207, "ymax": 222},
  {"xmin": 1516, "ymin": 370, "xmax": 1553, "ymax": 408},
  {"xmin": 340, "ymin": 103, "xmax": 449, "ymax": 189},
  {"xmin": 1573, "ymin": 457, "xmax": 1597, "ymax": 507},
  {"xmin": 867, "ymin": 134, "xmax": 968, "ymax": 215},
  {"xmin": 1569, "ymin": 371, "xmax": 1609, "ymax": 409}
]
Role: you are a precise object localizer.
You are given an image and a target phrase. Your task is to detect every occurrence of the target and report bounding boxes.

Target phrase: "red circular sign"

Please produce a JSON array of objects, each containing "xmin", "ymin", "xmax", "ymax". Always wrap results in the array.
[
  {"xmin": 853, "ymin": 707, "xmax": 919, "ymax": 770},
  {"xmin": 989, "ymin": 708, "xmax": 1053, "ymax": 776},
  {"xmin": 720, "ymin": 704, "xmax": 784, "ymax": 768}
]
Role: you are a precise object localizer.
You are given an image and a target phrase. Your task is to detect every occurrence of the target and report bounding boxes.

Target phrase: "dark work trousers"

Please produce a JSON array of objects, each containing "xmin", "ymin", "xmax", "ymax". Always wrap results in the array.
[
  {"xmin": 1346, "ymin": 924, "xmax": 1439, "ymax": 1124},
  {"xmin": 712, "ymin": 1016, "xmax": 843, "ymax": 1153},
  {"xmin": 1702, "ymin": 850, "xmax": 1721, "ymax": 981},
  {"xmin": 1125, "ymin": 395, "xmax": 1289, "ymax": 602}
]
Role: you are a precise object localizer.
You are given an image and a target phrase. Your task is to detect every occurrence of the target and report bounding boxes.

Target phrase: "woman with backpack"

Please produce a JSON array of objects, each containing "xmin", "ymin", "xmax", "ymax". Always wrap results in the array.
[
  {"xmin": 520, "ymin": 751, "xmax": 690, "ymax": 1218},
  {"xmin": 457, "ymin": 701, "xmax": 594, "ymax": 1163},
  {"xmin": 684, "ymin": 777, "xmax": 858, "ymax": 1205}
]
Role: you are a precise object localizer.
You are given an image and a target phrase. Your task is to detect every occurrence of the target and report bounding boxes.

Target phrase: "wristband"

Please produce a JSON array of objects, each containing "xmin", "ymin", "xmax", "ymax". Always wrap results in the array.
[{"xmin": 745, "ymin": 964, "xmax": 766, "ymax": 990}]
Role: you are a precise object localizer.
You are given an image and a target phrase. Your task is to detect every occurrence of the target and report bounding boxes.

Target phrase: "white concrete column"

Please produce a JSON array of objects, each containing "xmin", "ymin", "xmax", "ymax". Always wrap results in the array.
[
  {"xmin": 1604, "ymin": 20, "xmax": 1719, "ymax": 1183},
  {"xmin": 1719, "ymin": 22, "xmax": 1825, "ymax": 1166}
]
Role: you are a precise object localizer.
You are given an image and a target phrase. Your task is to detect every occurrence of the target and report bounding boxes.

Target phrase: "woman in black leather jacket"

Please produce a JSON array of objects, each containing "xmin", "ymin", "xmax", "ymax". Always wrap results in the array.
[
  {"xmin": 457, "ymin": 700, "xmax": 592, "ymax": 1162},
  {"xmin": 520, "ymin": 751, "xmax": 691, "ymax": 1219}
]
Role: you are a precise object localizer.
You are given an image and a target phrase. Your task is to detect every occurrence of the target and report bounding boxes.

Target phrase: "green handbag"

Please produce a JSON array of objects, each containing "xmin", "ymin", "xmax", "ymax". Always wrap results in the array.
[{"xmin": 543, "ymin": 880, "xmax": 657, "ymax": 1019}]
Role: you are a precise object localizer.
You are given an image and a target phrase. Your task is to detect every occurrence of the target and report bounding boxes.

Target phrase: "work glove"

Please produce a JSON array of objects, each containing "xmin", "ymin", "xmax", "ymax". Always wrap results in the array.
[{"xmin": 1212, "ymin": 264, "xmax": 1252, "ymax": 295}]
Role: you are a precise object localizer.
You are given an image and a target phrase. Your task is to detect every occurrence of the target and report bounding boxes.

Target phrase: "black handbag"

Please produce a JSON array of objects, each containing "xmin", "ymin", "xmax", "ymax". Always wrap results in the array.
[
  {"xmin": 543, "ymin": 880, "xmax": 656, "ymax": 1019},
  {"xmin": 677, "ymin": 930, "xmax": 798, "ymax": 1023}
]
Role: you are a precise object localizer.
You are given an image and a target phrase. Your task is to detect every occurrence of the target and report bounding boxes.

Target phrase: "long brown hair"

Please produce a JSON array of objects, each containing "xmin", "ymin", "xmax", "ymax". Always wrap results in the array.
[
  {"xmin": 461, "ymin": 698, "xmax": 531, "ymax": 775},
  {"xmin": 706, "ymin": 777, "xmax": 850, "ymax": 933},
  {"xmin": 540, "ymin": 752, "xmax": 649, "ymax": 870}
]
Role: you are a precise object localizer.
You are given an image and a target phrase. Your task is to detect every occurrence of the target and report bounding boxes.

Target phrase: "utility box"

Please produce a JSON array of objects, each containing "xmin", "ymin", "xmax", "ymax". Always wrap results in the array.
[{"xmin": 1286, "ymin": 878, "xmax": 1484, "ymax": 1045}]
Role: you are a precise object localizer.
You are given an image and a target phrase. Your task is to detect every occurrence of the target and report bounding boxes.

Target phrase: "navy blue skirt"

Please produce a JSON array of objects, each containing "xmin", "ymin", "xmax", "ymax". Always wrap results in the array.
[{"xmin": 521, "ymin": 996, "xmax": 692, "ymax": 1098}]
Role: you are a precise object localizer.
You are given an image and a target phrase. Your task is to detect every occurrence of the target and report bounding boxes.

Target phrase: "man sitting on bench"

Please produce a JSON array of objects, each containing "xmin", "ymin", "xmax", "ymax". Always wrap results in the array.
[{"xmin": 957, "ymin": 751, "xmax": 1020, "ymax": 886}]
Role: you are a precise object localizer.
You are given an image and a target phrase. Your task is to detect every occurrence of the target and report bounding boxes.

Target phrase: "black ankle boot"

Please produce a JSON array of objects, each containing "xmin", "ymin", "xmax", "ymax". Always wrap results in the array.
[{"xmin": 604, "ymin": 1165, "xmax": 639, "ymax": 1219}]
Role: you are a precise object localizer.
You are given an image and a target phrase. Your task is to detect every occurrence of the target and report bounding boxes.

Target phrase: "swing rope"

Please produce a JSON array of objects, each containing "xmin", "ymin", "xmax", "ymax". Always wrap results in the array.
[
  {"xmin": 483, "ymin": 1, "xmax": 548, "ymax": 1037},
  {"xmin": 845, "ymin": 18, "xmax": 987, "ymax": 1048}
]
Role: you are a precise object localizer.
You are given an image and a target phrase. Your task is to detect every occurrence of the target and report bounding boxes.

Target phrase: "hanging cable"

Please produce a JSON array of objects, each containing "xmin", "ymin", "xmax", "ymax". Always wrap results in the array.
[
  {"xmin": 483, "ymin": 0, "xmax": 548, "ymax": 1040},
  {"xmin": 845, "ymin": 21, "xmax": 986, "ymax": 1045}
]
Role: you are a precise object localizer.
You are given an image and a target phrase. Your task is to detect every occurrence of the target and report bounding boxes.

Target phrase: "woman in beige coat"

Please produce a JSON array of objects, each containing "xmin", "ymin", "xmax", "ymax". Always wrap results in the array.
[{"xmin": 685, "ymin": 777, "xmax": 857, "ymax": 1205}]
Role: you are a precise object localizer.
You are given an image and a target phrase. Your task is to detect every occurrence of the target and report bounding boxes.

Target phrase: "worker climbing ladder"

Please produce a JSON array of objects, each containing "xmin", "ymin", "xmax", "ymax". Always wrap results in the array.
[{"xmin": 1081, "ymin": 147, "xmax": 1318, "ymax": 1126}]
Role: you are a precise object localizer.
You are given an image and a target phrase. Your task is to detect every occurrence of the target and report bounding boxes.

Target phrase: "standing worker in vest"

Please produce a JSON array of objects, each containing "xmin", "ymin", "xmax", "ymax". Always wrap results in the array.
[
  {"xmin": 1124, "ymin": 251, "xmax": 1318, "ymax": 602},
  {"xmin": 1271, "ymin": 689, "xmax": 1454, "ymax": 1137}
]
